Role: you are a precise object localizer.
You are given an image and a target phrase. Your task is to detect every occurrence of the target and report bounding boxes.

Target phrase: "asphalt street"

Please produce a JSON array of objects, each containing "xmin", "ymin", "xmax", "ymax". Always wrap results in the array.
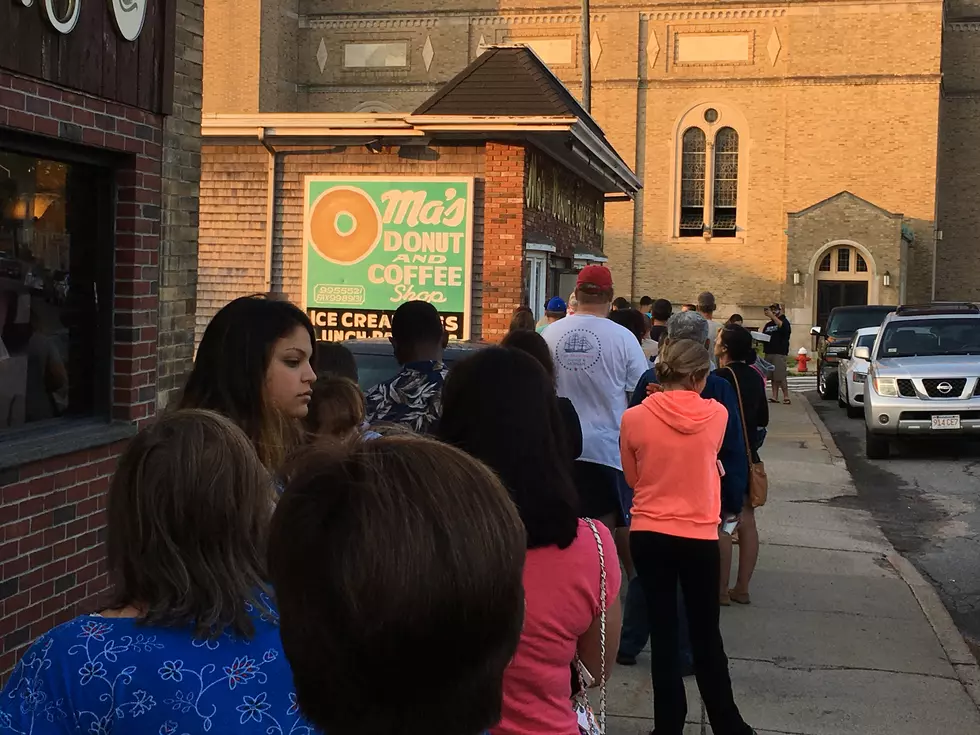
[{"xmin": 808, "ymin": 391, "xmax": 980, "ymax": 659}]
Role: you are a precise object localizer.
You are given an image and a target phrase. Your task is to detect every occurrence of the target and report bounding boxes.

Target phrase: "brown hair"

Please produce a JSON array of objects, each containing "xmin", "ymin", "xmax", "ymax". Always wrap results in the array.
[
  {"xmin": 655, "ymin": 338, "xmax": 711, "ymax": 389},
  {"xmin": 305, "ymin": 375, "xmax": 365, "ymax": 439},
  {"xmin": 575, "ymin": 288, "xmax": 613, "ymax": 305},
  {"xmin": 269, "ymin": 436, "xmax": 526, "ymax": 735},
  {"xmin": 501, "ymin": 329, "xmax": 555, "ymax": 381},
  {"xmin": 106, "ymin": 409, "xmax": 273, "ymax": 639},
  {"xmin": 509, "ymin": 307, "xmax": 536, "ymax": 332}
]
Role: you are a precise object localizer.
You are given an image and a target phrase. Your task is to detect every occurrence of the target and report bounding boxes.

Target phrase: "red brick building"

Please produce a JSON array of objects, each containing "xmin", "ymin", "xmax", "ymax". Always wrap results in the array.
[
  {"xmin": 198, "ymin": 47, "xmax": 639, "ymax": 342},
  {"xmin": 0, "ymin": 0, "xmax": 203, "ymax": 679}
]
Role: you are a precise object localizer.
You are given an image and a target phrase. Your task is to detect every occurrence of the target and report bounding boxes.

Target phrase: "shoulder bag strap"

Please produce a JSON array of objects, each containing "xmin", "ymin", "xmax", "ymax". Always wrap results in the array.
[
  {"xmin": 725, "ymin": 367, "xmax": 754, "ymax": 465},
  {"xmin": 584, "ymin": 518, "xmax": 607, "ymax": 732}
]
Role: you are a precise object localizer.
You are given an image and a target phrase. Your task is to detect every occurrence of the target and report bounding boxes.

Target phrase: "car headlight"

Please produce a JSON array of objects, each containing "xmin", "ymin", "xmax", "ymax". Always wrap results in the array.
[
  {"xmin": 873, "ymin": 376, "xmax": 898, "ymax": 396},
  {"xmin": 853, "ymin": 372, "xmax": 867, "ymax": 384}
]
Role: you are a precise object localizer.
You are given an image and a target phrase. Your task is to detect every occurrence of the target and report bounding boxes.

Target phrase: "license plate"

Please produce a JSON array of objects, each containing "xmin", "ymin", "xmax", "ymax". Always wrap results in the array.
[{"xmin": 931, "ymin": 415, "xmax": 961, "ymax": 430}]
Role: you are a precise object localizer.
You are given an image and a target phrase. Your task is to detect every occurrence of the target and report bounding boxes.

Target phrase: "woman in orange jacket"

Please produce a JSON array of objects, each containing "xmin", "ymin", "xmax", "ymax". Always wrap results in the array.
[{"xmin": 620, "ymin": 339, "xmax": 754, "ymax": 735}]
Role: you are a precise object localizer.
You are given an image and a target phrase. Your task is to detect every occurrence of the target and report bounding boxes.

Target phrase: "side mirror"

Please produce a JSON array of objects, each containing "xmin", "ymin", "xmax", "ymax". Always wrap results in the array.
[
  {"xmin": 810, "ymin": 326, "xmax": 822, "ymax": 337},
  {"xmin": 854, "ymin": 346, "xmax": 871, "ymax": 361}
]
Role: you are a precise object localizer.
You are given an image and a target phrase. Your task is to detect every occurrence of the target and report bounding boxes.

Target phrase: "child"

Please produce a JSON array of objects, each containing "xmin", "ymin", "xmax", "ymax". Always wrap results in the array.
[{"xmin": 306, "ymin": 374, "xmax": 379, "ymax": 440}]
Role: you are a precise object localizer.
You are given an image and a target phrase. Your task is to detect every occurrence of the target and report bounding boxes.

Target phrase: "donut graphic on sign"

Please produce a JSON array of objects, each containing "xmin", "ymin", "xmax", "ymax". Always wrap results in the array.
[
  {"xmin": 110, "ymin": 0, "xmax": 148, "ymax": 42},
  {"xmin": 307, "ymin": 186, "xmax": 383, "ymax": 265}
]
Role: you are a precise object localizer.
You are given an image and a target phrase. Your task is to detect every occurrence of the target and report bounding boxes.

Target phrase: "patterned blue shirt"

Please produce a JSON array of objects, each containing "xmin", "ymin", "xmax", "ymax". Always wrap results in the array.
[
  {"xmin": 364, "ymin": 360, "xmax": 449, "ymax": 435},
  {"xmin": 0, "ymin": 598, "xmax": 317, "ymax": 735}
]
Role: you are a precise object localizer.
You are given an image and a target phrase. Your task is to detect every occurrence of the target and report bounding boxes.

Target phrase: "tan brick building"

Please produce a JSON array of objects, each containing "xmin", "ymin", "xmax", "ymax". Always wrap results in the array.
[{"xmin": 204, "ymin": 0, "xmax": 980, "ymax": 348}]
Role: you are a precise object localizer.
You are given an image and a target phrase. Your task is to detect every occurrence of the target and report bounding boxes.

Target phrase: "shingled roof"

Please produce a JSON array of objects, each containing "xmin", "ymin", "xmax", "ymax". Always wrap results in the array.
[{"xmin": 414, "ymin": 45, "xmax": 607, "ymax": 141}]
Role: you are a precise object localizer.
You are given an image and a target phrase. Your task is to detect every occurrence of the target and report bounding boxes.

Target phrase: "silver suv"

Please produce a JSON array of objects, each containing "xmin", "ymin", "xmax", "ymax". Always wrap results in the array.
[{"xmin": 861, "ymin": 303, "xmax": 980, "ymax": 459}]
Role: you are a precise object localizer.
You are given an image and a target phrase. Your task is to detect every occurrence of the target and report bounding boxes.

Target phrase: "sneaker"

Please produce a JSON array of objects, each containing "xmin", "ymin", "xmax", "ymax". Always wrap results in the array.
[{"xmin": 616, "ymin": 652, "xmax": 637, "ymax": 666}]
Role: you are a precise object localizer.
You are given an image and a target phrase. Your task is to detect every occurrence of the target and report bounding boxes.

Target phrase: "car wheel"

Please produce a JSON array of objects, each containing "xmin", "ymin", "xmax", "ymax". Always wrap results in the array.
[
  {"xmin": 865, "ymin": 428, "xmax": 890, "ymax": 459},
  {"xmin": 818, "ymin": 367, "xmax": 836, "ymax": 400}
]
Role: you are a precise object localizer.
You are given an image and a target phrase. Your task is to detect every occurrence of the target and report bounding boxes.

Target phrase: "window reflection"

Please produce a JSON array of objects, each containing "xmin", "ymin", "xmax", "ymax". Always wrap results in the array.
[{"xmin": 0, "ymin": 151, "xmax": 109, "ymax": 430}]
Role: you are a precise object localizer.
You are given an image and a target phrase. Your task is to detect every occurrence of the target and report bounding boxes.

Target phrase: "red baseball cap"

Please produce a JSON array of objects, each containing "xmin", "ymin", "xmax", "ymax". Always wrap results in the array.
[{"xmin": 576, "ymin": 265, "xmax": 614, "ymax": 294}]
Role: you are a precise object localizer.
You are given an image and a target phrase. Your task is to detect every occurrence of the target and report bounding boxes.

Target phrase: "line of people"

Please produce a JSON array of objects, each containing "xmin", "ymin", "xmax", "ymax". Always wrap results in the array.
[{"xmin": 0, "ymin": 269, "xmax": 768, "ymax": 735}]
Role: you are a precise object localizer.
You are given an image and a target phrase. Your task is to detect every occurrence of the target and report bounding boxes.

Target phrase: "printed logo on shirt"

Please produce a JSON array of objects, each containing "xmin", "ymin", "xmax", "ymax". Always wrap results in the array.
[{"xmin": 555, "ymin": 329, "xmax": 602, "ymax": 371}]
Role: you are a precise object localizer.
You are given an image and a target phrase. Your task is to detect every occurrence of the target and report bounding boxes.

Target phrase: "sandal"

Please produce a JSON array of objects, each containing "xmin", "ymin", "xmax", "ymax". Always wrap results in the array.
[
  {"xmin": 783, "ymin": 399, "xmax": 792, "ymax": 405},
  {"xmin": 768, "ymin": 398, "xmax": 778, "ymax": 404},
  {"xmin": 720, "ymin": 591, "xmax": 731, "ymax": 606},
  {"xmin": 729, "ymin": 589, "xmax": 751, "ymax": 605}
]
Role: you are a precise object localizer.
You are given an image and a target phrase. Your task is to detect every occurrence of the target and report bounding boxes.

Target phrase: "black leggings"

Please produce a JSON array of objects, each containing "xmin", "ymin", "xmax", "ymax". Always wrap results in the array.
[{"xmin": 630, "ymin": 531, "xmax": 752, "ymax": 735}]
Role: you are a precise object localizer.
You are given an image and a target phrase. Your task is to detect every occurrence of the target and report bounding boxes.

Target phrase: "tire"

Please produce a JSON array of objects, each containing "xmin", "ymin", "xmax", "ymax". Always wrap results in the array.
[
  {"xmin": 818, "ymin": 366, "xmax": 836, "ymax": 400},
  {"xmin": 847, "ymin": 404, "xmax": 863, "ymax": 419},
  {"xmin": 866, "ymin": 428, "xmax": 890, "ymax": 459}
]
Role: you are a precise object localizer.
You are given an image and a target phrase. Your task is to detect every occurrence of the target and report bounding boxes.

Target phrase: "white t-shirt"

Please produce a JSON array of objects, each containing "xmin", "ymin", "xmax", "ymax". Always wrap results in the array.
[{"xmin": 543, "ymin": 313, "xmax": 649, "ymax": 470}]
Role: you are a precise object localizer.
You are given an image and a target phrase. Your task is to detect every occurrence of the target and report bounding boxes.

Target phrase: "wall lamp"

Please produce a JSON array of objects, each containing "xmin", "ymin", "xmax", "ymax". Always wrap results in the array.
[
  {"xmin": 792, "ymin": 269, "xmax": 801, "ymax": 286},
  {"xmin": 882, "ymin": 271, "xmax": 891, "ymax": 287},
  {"xmin": 365, "ymin": 139, "xmax": 384, "ymax": 154}
]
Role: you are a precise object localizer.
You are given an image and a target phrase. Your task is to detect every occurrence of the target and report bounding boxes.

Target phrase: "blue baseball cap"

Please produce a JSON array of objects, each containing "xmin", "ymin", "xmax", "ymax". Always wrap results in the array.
[{"xmin": 545, "ymin": 297, "xmax": 567, "ymax": 313}]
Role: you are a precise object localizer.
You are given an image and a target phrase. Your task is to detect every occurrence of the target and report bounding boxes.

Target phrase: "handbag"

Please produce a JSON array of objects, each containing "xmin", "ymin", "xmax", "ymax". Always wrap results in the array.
[
  {"xmin": 572, "ymin": 518, "xmax": 607, "ymax": 734},
  {"xmin": 725, "ymin": 367, "xmax": 769, "ymax": 508}
]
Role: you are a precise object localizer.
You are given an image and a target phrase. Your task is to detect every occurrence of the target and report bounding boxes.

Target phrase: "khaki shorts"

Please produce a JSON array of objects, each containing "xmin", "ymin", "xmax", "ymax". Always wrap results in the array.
[{"xmin": 767, "ymin": 356, "xmax": 788, "ymax": 384}]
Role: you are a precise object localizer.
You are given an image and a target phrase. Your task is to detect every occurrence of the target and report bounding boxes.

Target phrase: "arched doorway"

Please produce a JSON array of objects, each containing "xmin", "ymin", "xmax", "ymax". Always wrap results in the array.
[{"xmin": 807, "ymin": 240, "xmax": 878, "ymax": 331}]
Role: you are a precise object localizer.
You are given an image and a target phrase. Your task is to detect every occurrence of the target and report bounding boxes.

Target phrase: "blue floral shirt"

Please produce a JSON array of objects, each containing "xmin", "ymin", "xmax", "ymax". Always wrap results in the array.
[{"xmin": 0, "ymin": 600, "xmax": 317, "ymax": 735}]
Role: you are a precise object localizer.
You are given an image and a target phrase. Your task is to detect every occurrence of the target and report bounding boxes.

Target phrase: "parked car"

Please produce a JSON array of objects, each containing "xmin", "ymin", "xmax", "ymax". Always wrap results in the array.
[
  {"xmin": 811, "ymin": 305, "xmax": 896, "ymax": 399},
  {"xmin": 862, "ymin": 302, "xmax": 980, "ymax": 459},
  {"xmin": 837, "ymin": 326, "xmax": 879, "ymax": 419},
  {"xmin": 339, "ymin": 338, "xmax": 488, "ymax": 391}
]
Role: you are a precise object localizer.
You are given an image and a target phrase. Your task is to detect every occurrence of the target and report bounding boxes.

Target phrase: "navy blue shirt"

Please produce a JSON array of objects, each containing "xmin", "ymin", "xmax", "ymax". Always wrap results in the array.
[{"xmin": 630, "ymin": 370, "xmax": 748, "ymax": 515}]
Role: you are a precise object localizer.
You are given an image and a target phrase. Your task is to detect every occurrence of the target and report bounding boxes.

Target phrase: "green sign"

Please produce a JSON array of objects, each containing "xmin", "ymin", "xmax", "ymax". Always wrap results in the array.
[{"xmin": 303, "ymin": 176, "xmax": 474, "ymax": 342}]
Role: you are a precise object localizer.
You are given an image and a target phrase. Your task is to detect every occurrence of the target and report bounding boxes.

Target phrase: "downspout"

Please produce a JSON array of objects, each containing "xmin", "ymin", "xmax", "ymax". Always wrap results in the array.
[{"xmin": 258, "ymin": 127, "xmax": 277, "ymax": 293}]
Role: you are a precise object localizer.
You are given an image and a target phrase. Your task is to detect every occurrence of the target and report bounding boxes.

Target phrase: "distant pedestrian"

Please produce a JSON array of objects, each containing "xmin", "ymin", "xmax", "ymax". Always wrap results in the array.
[
  {"xmin": 180, "ymin": 294, "xmax": 316, "ymax": 470},
  {"xmin": 612, "ymin": 297, "xmax": 631, "ymax": 311},
  {"xmin": 727, "ymin": 314, "xmax": 744, "ymax": 327},
  {"xmin": 714, "ymin": 324, "xmax": 769, "ymax": 606},
  {"xmin": 438, "ymin": 347, "xmax": 622, "ymax": 735},
  {"xmin": 682, "ymin": 303, "xmax": 697, "ymax": 312},
  {"xmin": 639, "ymin": 295, "xmax": 654, "ymax": 317},
  {"xmin": 537, "ymin": 296, "xmax": 568, "ymax": 333},
  {"xmin": 364, "ymin": 301, "xmax": 448, "ymax": 434},
  {"xmin": 641, "ymin": 313, "xmax": 659, "ymax": 362},
  {"xmin": 697, "ymin": 291, "xmax": 723, "ymax": 346},
  {"xmin": 270, "ymin": 435, "xmax": 526, "ymax": 735},
  {"xmin": 762, "ymin": 303, "xmax": 792, "ymax": 404},
  {"xmin": 621, "ymin": 339, "xmax": 755, "ymax": 735},
  {"xmin": 314, "ymin": 341, "xmax": 358, "ymax": 382},
  {"xmin": 510, "ymin": 306, "xmax": 537, "ymax": 333},
  {"xmin": 0, "ymin": 410, "xmax": 314, "ymax": 734},
  {"xmin": 650, "ymin": 299, "xmax": 672, "ymax": 345},
  {"xmin": 501, "ymin": 329, "xmax": 583, "ymax": 461},
  {"xmin": 543, "ymin": 266, "xmax": 649, "ymax": 531}
]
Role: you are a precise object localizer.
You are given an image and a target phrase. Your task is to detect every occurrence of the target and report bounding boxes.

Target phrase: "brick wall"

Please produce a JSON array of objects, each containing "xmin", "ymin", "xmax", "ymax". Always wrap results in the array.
[
  {"xmin": 0, "ymin": 444, "xmax": 125, "ymax": 677},
  {"xmin": 159, "ymin": 0, "xmax": 205, "ymax": 409},
  {"xmin": 483, "ymin": 142, "xmax": 526, "ymax": 341},
  {"xmin": 198, "ymin": 142, "xmax": 489, "ymax": 341}
]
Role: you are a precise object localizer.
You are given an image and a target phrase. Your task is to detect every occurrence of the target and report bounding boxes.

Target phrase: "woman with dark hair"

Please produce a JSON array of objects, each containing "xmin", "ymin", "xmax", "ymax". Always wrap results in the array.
[
  {"xmin": 181, "ymin": 294, "xmax": 317, "ymax": 469},
  {"xmin": 439, "ymin": 348, "xmax": 622, "ymax": 735},
  {"xmin": 608, "ymin": 308, "xmax": 646, "ymax": 346},
  {"xmin": 501, "ymin": 329, "xmax": 582, "ymax": 461},
  {"xmin": 0, "ymin": 410, "xmax": 315, "ymax": 734},
  {"xmin": 509, "ymin": 306, "xmax": 537, "ymax": 333},
  {"xmin": 714, "ymin": 324, "xmax": 769, "ymax": 606}
]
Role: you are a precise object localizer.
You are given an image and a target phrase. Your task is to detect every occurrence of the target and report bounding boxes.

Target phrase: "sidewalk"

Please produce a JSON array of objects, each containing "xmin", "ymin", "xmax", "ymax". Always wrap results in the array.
[{"xmin": 605, "ymin": 399, "xmax": 980, "ymax": 734}]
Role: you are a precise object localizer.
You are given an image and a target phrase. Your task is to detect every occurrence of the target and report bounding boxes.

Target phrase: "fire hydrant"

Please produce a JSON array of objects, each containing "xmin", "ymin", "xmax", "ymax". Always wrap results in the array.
[{"xmin": 796, "ymin": 347, "xmax": 810, "ymax": 373}]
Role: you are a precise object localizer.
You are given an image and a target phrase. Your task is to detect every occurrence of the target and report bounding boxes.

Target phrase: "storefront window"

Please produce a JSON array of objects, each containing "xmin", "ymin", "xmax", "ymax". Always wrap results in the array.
[{"xmin": 0, "ymin": 150, "xmax": 112, "ymax": 431}]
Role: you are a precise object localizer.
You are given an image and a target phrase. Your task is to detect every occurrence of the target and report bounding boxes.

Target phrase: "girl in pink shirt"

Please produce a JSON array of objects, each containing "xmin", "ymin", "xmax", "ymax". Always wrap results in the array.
[
  {"xmin": 439, "ymin": 347, "xmax": 622, "ymax": 735},
  {"xmin": 620, "ymin": 339, "xmax": 755, "ymax": 735}
]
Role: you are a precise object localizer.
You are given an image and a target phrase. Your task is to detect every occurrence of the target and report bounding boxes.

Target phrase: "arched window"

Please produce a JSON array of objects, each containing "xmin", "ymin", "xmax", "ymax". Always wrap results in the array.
[
  {"xmin": 712, "ymin": 127, "xmax": 739, "ymax": 238},
  {"xmin": 679, "ymin": 127, "xmax": 706, "ymax": 237}
]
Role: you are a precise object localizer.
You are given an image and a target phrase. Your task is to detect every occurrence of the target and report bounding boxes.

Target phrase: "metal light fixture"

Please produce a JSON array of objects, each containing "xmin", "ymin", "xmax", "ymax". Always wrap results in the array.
[
  {"xmin": 883, "ymin": 271, "xmax": 891, "ymax": 287},
  {"xmin": 792, "ymin": 269, "xmax": 801, "ymax": 286}
]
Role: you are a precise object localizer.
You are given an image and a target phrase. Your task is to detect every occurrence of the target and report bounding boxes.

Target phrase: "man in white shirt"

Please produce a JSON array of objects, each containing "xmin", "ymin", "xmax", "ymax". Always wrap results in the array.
[
  {"xmin": 543, "ymin": 265, "xmax": 649, "ymax": 530},
  {"xmin": 698, "ymin": 290, "xmax": 724, "ymax": 347}
]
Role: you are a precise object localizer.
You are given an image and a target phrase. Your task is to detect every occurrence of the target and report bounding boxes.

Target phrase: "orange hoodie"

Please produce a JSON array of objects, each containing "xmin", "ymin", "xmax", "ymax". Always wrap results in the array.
[{"xmin": 620, "ymin": 390, "xmax": 728, "ymax": 540}]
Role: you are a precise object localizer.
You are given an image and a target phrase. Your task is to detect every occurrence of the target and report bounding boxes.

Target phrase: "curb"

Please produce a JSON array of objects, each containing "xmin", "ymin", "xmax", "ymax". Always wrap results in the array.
[
  {"xmin": 798, "ymin": 393, "xmax": 846, "ymax": 465},
  {"xmin": 887, "ymin": 552, "xmax": 980, "ymax": 710}
]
